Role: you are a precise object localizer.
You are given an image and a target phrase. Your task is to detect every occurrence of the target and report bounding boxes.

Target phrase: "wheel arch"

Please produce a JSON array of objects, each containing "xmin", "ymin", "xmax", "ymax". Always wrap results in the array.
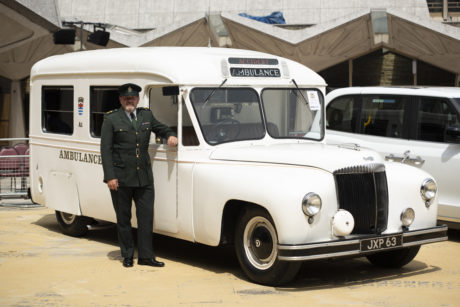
[{"xmin": 220, "ymin": 199, "xmax": 271, "ymax": 246}]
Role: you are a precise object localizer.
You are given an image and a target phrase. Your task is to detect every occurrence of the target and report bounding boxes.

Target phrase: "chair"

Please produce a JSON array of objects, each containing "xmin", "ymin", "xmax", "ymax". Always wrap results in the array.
[
  {"xmin": 13, "ymin": 143, "xmax": 29, "ymax": 155},
  {"xmin": 0, "ymin": 147, "xmax": 22, "ymax": 176},
  {"xmin": 0, "ymin": 147, "xmax": 23, "ymax": 196}
]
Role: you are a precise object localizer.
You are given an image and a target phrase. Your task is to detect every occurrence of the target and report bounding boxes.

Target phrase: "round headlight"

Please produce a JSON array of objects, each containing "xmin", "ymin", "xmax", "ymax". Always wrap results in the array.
[
  {"xmin": 401, "ymin": 207, "xmax": 415, "ymax": 227},
  {"xmin": 302, "ymin": 193, "xmax": 322, "ymax": 217},
  {"xmin": 421, "ymin": 178, "xmax": 437, "ymax": 204}
]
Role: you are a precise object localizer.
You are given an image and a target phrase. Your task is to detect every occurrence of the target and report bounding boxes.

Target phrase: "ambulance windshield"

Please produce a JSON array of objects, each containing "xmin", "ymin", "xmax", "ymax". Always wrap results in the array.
[
  {"xmin": 261, "ymin": 88, "xmax": 324, "ymax": 140},
  {"xmin": 190, "ymin": 88, "xmax": 264, "ymax": 145}
]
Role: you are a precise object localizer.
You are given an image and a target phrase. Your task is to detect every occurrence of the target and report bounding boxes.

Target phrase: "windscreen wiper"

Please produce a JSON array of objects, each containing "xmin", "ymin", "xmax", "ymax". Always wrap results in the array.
[
  {"xmin": 291, "ymin": 79, "xmax": 309, "ymax": 106},
  {"xmin": 202, "ymin": 78, "xmax": 227, "ymax": 108}
]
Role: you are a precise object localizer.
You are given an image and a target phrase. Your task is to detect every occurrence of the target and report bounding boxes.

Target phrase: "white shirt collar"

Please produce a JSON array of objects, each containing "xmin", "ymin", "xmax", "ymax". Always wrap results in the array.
[{"xmin": 124, "ymin": 109, "xmax": 137, "ymax": 120}]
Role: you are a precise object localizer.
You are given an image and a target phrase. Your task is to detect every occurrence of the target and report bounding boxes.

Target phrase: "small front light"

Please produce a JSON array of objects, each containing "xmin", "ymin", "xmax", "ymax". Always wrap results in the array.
[
  {"xmin": 401, "ymin": 208, "xmax": 415, "ymax": 227},
  {"xmin": 421, "ymin": 178, "xmax": 437, "ymax": 206},
  {"xmin": 302, "ymin": 193, "xmax": 322, "ymax": 217}
]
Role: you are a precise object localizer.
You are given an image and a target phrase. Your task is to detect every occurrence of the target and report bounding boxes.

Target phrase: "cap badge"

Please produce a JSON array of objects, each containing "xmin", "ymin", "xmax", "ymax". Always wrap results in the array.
[{"xmin": 128, "ymin": 86, "xmax": 132, "ymax": 92}]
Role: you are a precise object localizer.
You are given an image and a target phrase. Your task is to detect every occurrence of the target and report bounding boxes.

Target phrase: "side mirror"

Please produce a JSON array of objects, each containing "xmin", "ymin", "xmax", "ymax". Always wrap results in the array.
[
  {"xmin": 446, "ymin": 125, "xmax": 460, "ymax": 143},
  {"xmin": 162, "ymin": 86, "xmax": 179, "ymax": 96}
]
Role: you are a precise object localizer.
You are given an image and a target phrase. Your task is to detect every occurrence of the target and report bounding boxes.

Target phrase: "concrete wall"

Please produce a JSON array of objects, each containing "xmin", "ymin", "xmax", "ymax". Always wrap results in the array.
[{"xmin": 57, "ymin": 0, "xmax": 430, "ymax": 29}]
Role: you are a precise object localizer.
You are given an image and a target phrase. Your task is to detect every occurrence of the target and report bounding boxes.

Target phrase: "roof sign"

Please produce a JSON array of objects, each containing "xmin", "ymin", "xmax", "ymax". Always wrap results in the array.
[
  {"xmin": 230, "ymin": 67, "xmax": 281, "ymax": 78},
  {"xmin": 228, "ymin": 57, "xmax": 278, "ymax": 65}
]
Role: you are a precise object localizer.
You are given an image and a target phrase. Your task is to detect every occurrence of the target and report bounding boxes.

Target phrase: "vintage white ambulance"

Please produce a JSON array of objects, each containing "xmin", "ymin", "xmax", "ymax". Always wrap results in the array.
[{"xmin": 29, "ymin": 47, "xmax": 447, "ymax": 285}]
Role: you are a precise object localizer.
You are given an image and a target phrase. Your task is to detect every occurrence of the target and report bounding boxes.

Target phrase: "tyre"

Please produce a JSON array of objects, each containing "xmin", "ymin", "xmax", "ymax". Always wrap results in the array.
[
  {"xmin": 234, "ymin": 207, "xmax": 301, "ymax": 285},
  {"xmin": 55, "ymin": 210, "xmax": 91, "ymax": 237},
  {"xmin": 366, "ymin": 246, "xmax": 421, "ymax": 268},
  {"xmin": 27, "ymin": 188, "xmax": 38, "ymax": 204}
]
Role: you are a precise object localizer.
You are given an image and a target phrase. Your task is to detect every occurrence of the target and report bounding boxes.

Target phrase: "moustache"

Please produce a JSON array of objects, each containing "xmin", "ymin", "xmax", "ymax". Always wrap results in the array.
[{"xmin": 124, "ymin": 105, "xmax": 135, "ymax": 112}]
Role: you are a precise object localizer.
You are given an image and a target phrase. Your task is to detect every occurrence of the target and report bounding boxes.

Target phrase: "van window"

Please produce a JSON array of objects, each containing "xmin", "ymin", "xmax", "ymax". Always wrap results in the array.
[
  {"xmin": 262, "ymin": 88, "xmax": 323, "ymax": 140},
  {"xmin": 190, "ymin": 88, "xmax": 264, "ymax": 145},
  {"xmin": 326, "ymin": 96, "xmax": 357, "ymax": 132},
  {"xmin": 42, "ymin": 86, "xmax": 73, "ymax": 134},
  {"xmin": 182, "ymin": 99, "xmax": 199, "ymax": 146},
  {"xmin": 360, "ymin": 95, "xmax": 408, "ymax": 138},
  {"xmin": 416, "ymin": 97, "xmax": 460, "ymax": 143},
  {"xmin": 149, "ymin": 87, "xmax": 179, "ymax": 144},
  {"xmin": 90, "ymin": 86, "xmax": 119, "ymax": 137}
]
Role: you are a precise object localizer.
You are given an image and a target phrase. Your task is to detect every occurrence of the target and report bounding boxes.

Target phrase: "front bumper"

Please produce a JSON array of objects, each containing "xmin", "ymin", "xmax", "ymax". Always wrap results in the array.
[{"xmin": 278, "ymin": 225, "xmax": 448, "ymax": 261}]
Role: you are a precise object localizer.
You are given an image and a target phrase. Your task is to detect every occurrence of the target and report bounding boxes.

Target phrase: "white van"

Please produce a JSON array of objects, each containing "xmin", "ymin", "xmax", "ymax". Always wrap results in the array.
[
  {"xmin": 325, "ymin": 87, "xmax": 460, "ymax": 229},
  {"xmin": 30, "ymin": 47, "xmax": 447, "ymax": 285}
]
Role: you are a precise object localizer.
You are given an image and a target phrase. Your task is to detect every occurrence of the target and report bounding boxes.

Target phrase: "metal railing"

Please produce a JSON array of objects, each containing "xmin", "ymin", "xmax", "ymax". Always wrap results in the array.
[{"xmin": 0, "ymin": 138, "xmax": 30, "ymax": 199}]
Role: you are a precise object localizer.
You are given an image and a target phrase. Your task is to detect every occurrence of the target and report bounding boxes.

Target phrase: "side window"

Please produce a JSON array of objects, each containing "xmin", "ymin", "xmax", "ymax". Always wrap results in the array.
[
  {"xmin": 42, "ymin": 86, "xmax": 73, "ymax": 135},
  {"xmin": 326, "ymin": 96, "xmax": 356, "ymax": 132},
  {"xmin": 182, "ymin": 99, "xmax": 199, "ymax": 146},
  {"xmin": 149, "ymin": 87, "xmax": 178, "ymax": 144},
  {"xmin": 360, "ymin": 95, "xmax": 408, "ymax": 138},
  {"xmin": 416, "ymin": 97, "xmax": 460, "ymax": 143},
  {"xmin": 90, "ymin": 87, "xmax": 119, "ymax": 137}
]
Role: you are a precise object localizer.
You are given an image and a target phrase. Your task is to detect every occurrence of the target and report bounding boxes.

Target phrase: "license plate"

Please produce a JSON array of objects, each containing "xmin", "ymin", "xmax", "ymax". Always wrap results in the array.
[{"xmin": 360, "ymin": 235, "xmax": 402, "ymax": 252}]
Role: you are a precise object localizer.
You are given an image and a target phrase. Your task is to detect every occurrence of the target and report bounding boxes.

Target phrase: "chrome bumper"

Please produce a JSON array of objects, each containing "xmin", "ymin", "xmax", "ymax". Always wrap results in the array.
[{"xmin": 278, "ymin": 225, "xmax": 448, "ymax": 261}]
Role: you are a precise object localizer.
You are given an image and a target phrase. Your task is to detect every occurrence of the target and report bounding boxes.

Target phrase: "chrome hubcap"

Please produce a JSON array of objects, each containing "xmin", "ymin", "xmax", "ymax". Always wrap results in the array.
[
  {"xmin": 60, "ymin": 212, "xmax": 76, "ymax": 225},
  {"xmin": 243, "ymin": 216, "xmax": 277, "ymax": 270}
]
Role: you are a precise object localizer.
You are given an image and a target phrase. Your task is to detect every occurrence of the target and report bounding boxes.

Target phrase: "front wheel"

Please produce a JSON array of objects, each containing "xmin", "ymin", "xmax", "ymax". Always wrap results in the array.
[
  {"xmin": 234, "ymin": 207, "xmax": 301, "ymax": 285},
  {"xmin": 366, "ymin": 246, "xmax": 421, "ymax": 268},
  {"xmin": 55, "ymin": 211, "xmax": 91, "ymax": 237}
]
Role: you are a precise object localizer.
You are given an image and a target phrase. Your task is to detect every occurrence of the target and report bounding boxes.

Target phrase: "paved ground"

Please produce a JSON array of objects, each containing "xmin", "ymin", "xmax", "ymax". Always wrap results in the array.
[{"xmin": 1, "ymin": 201, "xmax": 460, "ymax": 307}]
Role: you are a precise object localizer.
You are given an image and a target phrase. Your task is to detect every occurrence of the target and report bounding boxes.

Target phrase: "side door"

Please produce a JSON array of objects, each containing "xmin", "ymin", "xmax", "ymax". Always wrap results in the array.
[
  {"xmin": 149, "ymin": 87, "xmax": 178, "ymax": 234},
  {"xmin": 407, "ymin": 96, "xmax": 460, "ymax": 219}
]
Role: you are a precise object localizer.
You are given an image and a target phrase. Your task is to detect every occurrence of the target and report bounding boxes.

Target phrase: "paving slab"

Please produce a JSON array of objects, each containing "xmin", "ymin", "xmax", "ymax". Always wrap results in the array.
[{"xmin": 0, "ymin": 204, "xmax": 459, "ymax": 306}]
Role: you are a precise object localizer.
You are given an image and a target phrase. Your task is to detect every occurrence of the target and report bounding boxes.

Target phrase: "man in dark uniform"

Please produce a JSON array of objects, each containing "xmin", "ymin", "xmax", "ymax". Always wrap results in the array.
[{"xmin": 100, "ymin": 83, "xmax": 178, "ymax": 268}]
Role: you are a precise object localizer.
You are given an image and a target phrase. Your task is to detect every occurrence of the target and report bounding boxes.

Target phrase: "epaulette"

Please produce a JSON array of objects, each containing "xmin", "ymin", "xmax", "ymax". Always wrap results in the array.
[{"xmin": 106, "ymin": 109, "xmax": 117, "ymax": 114}]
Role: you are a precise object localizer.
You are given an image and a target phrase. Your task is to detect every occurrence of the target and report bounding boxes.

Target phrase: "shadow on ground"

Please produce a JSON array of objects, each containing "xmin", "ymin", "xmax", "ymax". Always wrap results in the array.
[
  {"xmin": 33, "ymin": 213, "xmax": 445, "ymax": 288},
  {"xmin": 279, "ymin": 258, "xmax": 439, "ymax": 290},
  {"xmin": 447, "ymin": 228, "xmax": 460, "ymax": 242}
]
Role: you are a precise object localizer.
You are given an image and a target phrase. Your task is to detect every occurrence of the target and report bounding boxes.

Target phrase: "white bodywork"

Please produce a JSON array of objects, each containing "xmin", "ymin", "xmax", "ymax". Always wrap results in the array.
[
  {"xmin": 326, "ymin": 87, "xmax": 460, "ymax": 228},
  {"xmin": 29, "ymin": 48, "xmax": 445, "ymax": 256}
]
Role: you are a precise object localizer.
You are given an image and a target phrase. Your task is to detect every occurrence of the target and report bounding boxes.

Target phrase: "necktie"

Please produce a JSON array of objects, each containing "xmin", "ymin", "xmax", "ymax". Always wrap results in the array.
[{"xmin": 130, "ymin": 112, "xmax": 137, "ymax": 130}]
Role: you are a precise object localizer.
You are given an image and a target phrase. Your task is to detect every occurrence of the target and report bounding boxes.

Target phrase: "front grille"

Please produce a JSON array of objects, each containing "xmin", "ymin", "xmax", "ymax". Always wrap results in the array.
[{"xmin": 333, "ymin": 164, "xmax": 389, "ymax": 234}]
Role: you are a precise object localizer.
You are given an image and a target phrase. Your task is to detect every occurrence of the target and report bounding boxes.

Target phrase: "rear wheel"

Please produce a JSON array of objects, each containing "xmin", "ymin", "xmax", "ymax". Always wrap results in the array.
[
  {"xmin": 366, "ymin": 246, "xmax": 421, "ymax": 268},
  {"xmin": 234, "ymin": 207, "xmax": 301, "ymax": 285},
  {"xmin": 55, "ymin": 211, "xmax": 91, "ymax": 237}
]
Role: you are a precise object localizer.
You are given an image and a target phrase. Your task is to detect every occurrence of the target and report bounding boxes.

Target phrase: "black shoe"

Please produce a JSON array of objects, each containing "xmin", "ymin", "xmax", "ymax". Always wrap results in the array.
[
  {"xmin": 138, "ymin": 258, "xmax": 165, "ymax": 267},
  {"xmin": 123, "ymin": 257, "xmax": 133, "ymax": 267}
]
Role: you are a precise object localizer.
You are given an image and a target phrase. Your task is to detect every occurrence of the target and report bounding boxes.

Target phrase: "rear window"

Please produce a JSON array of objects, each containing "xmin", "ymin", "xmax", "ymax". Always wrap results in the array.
[
  {"xmin": 90, "ymin": 86, "xmax": 120, "ymax": 137},
  {"xmin": 416, "ymin": 97, "xmax": 460, "ymax": 143},
  {"xmin": 42, "ymin": 86, "xmax": 73, "ymax": 135}
]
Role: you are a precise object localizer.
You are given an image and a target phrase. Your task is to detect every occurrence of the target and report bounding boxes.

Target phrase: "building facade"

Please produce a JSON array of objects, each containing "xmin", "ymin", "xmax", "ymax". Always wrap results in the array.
[{"xmin": 1, "ymin": 0, "xmax": 460, "ymax": 140}]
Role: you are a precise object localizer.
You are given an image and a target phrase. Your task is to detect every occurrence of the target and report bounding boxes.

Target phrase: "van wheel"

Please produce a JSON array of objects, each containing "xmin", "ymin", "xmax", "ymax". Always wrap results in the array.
[
  {"xmin": 55, "ymin": 211, "xmax": 91, "ymax": 237},
  {"xmin": 234, "ymin": 207, "xmax": 301, "ymax": 285},
  {"xmin": 366, "ymin": 246, "xmax": 421, "ymax": 268}
]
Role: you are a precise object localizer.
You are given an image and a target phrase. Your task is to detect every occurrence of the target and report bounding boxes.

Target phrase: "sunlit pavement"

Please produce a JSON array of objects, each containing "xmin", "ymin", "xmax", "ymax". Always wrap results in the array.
[{"xmin": 1, "ymin": 202, "xmax": 459, "ymax": 307}]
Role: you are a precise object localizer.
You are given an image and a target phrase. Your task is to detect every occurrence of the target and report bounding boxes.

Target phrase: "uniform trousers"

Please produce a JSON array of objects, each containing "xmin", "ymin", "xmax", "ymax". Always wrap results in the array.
[{"xmin": 110, "ymin": 184, "xmax": 155, "ymax": 259}]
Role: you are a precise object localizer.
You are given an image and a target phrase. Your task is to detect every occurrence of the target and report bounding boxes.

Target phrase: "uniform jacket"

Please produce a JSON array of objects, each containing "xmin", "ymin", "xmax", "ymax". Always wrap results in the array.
[{"xmin": 100, "ymin": 107, "xmax": 176, "ymax": 187}]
